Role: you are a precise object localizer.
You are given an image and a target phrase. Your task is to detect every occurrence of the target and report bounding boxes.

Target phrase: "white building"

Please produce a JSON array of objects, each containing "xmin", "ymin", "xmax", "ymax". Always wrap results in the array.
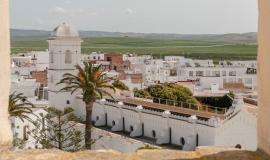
[
  {"xmin": 11, "ymin": 51, "xmax": 49, "ymax": 76},
  {"xmin": 92, "ymin": 96, "xmax": 257, "ymax": 151},
  {"xmin": 11, "ymin": 107, "xmax": 47, "ymax": 149},
  {"xmin": 82, "ymin": 52, "xmax": 105, "ymax": 61},
  {"xmin": 47, "ymin": 23, "xmax": 83, "ymax": 110},
  {"xmin": 178, "ymin": 66, "xmax": 257, "ymax": 90},
  {"xmin": 11, "ymin": 23, "xmax": 257, "ymax": 151},
  {"xmin": 10, "ymin": 75, "xmax": 40, "ymax": 97}
]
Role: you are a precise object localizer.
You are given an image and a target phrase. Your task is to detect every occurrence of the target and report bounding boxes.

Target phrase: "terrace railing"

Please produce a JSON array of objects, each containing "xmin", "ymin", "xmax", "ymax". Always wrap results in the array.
[{"xmin": 134, "ymin": 96, "xmax": 228, "ymax": 115}]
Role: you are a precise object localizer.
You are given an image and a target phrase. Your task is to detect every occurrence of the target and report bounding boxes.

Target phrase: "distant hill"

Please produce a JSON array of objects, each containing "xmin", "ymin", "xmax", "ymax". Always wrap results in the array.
[{"xmin": 11, "ymin": 29, "xmax": 257, "ymax": 43}]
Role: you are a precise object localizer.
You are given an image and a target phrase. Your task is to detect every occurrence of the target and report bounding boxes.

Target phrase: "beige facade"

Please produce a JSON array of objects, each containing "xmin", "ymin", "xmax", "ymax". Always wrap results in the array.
[
  {"xmin": 258, "ymin": 0, "xmax": 270, "ymax": 155},
  {"xmin": 0, "ymin": 0, "xmax": 12, "ymax": 147}
]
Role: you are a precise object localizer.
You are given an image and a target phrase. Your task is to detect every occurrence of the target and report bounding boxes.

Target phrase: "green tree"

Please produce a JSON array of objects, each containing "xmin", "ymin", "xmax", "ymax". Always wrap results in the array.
[
  {"xmin": 9, "ymin": 92, "xmax": 35, "ymax": 122},
  {"xmin": 112, "ymin": 80, "xmax": 129, "ymax": 91},
  {"xmin": 134, "ymin": 83, "xmax": 201, "ymax": 107},
  {"xmin": 30, "ymin": 107, "xmax": 84, "ymax": 151},
  {"xmin": 133, "ymin": 88, "xmax": 150, "ymax": 98},
  {"xmin": 57, "ymin": 62, "xmax": 115, "ymax": 149}
]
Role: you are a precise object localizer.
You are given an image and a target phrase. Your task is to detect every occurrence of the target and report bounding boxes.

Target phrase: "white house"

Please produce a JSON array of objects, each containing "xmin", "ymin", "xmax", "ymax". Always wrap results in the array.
[{"xmin": 92, "ymin": 96, "xmax": 257, "ymax": 151}]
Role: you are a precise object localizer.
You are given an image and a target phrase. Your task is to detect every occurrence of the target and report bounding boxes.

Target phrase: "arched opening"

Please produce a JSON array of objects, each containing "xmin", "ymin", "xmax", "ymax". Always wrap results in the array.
[
  {"xmin": 180, "ymin": 137, "xmax": 185, "ymax": 146},
  {"xmin": 130, "ymin": 126, "xmax": 134, "ymax": 132},
  {"xmin": 112, "ymin": 120, "xmax": 116, "ymax": 126},
  {"xmin": 152, "ymin": 130, "xmax": 156, "ymax": 138},
  {"xmin": 235, "ymin": 144, "xmax": 242, "ymax": 149}
]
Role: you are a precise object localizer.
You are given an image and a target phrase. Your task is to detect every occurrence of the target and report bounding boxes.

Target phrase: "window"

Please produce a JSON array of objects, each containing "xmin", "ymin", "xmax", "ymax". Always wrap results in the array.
[
  {"xmin": 66, "ymin": 100, "xmax": 70, "ymax": 105},
  {"xmin": 65, "ymin": 50, "xmax": 72, "ymax": 64},
  {"xmin": 112, "ymin": 120, "xmax": 116, "ymax": 126},
  {"xmin": 196, "ymin": 71, "xmax": 204, "ymax": 77},
  {"xmin": 229, "ymin": 71, "xmax": 236, "ymax": 76},
  {"xmin": 96, "ymin": 116, "xmax": 99, "ymax": 121},
  {"xmin": 50, "ymin": 52, "xmax": 54, "ymax": 63},
  {"xmin": 212, "ymin": 71, "xmax": 220, "ymax": 77},
  {"xmin": 222, "ymin": 71, "xmax": 227, "ymax": 76},
  {"xmin": 23, "ymin": 125, "xmax": 29, "ymax": 140},
  {"xmin": 189, "ymin": 71, "xmax": 193, "ymax": 77},
  {"xmin": 107, "ymin": 57, "xmax": 112, "ymax": 61},
  {"xmin": 245, "ymin": 78, "xmax": 252, "ymax": 84}
]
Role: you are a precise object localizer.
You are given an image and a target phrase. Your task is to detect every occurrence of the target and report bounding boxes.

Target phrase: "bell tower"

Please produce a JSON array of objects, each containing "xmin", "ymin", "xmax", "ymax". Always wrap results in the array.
[{"xmin": 47, "ymin": 23, "xmax": 83, "ymax": 110}]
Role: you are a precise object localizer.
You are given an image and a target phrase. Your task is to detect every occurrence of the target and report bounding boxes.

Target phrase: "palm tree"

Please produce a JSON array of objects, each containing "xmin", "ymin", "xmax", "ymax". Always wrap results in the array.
[
  {"xmin": 57, "ymin": 62, "xmax": 115, "ymax": 149},
  {"xmin": 9, "ymin": 92, "xmax": 35, "ymax": 122}
]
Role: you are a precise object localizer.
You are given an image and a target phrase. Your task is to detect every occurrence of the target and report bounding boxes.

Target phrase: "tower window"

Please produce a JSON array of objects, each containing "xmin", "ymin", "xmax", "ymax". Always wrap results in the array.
[
  {"xmin": 50, "ymin": 52, "xmax": 54, "ymax": 63},
  {"xmin": 65, "ymin": 50, "xmax": 72, "ymax": 64}
]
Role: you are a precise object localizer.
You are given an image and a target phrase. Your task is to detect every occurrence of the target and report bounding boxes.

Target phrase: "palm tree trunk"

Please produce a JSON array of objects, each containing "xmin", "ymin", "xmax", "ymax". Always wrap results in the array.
[
  {"xmin": 85, "ymin": 101, "xmax": 94, "ymax": 149},
  {"xmin": 0, "ymin": 0, "xmax": 12, "ymax": 149}
]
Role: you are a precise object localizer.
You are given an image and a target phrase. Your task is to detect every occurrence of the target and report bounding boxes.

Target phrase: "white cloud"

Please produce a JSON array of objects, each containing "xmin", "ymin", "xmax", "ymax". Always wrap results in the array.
[
  {"xmin": 35, "ymin": 18, "xmax": 43, "ymax": 25},
  {"xmin": 90, "ymin": 12, "xmax": 98, "ymax": 16},
  {"xmin": 125, "ymin": 8, "xmax": 134, "ymax": 15},
  {"xmin": 64, "ymin": 0, "xmax": 72, "ymax": 4},
  {"xmin": 49, "ymin": 7, "xmax": 66, "ymax": 14}
]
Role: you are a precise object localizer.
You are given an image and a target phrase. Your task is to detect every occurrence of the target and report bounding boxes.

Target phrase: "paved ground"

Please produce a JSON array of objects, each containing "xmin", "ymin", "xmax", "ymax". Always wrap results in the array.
[{"xmin": 92, "ymin": 127, "xmax": 162, "ymax": 152}]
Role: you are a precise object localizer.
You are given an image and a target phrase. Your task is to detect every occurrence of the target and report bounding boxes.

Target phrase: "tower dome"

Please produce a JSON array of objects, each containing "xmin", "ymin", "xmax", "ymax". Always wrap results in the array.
[{"xmin": 50, "ymin": 23, "xmax": 80, "ymax": 39}]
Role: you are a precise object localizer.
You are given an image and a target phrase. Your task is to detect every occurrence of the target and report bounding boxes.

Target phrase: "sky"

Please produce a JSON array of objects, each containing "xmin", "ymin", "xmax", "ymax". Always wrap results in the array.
[{"xmin": 10, "ymin": 0, "xmax": 258, "ymax": 34}]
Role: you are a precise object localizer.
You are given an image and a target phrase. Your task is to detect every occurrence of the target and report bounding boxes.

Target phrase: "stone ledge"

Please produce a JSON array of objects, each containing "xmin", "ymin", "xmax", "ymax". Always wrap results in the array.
[{"xmin": 0, "ymin": 147, "xmax": 269, "ymax": 160}]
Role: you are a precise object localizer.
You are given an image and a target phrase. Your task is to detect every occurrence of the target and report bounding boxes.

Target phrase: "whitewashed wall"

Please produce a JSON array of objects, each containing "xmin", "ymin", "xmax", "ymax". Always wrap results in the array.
[
  {"xmin": 91, "ymin": 100, "xmax": 257, "ymax": 151},
  {"xmin": 214, "ymin": 109, "xmax": 257, "ymax": 150}
]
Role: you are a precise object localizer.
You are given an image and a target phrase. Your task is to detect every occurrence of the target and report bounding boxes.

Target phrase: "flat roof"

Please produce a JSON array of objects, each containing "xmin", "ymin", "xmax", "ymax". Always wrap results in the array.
[{"xmin": 119, "ymin": 98, "xmax": 225, "ymax": 120}]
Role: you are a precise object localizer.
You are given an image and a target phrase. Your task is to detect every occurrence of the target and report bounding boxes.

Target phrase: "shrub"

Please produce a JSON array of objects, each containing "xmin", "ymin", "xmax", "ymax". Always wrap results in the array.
[
  {"xmin": 133, "ymin": 83, "xmax": 201, "ymax": 107},
  {"xmin": 133, "ymin": 88, "xmax": 150, "ymax": 98},
  {"xmin": 112, "ymin": 80, "xmax": 129, "ymax": 91},
  {"xmin": 196, "ymin": 93, "xmax": 234, "ymax": 108}
]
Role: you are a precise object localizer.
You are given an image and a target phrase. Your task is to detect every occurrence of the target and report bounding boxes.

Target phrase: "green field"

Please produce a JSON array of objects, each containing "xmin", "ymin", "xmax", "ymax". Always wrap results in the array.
[{"xmin": 11, "ymin": 36, "xmax": 258, "ymax": 60}]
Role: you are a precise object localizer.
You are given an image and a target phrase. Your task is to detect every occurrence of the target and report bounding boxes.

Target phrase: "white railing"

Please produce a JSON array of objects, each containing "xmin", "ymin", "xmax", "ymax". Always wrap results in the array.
[{"xmin": 98, "ymin": 99, "xmax": 222, "ymax": 127}]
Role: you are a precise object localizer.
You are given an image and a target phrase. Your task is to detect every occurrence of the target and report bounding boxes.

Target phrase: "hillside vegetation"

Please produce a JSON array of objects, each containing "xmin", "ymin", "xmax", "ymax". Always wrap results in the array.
[{"xmin": 11, "ymin": 36, "xmax": 257, "ymax": 60}]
